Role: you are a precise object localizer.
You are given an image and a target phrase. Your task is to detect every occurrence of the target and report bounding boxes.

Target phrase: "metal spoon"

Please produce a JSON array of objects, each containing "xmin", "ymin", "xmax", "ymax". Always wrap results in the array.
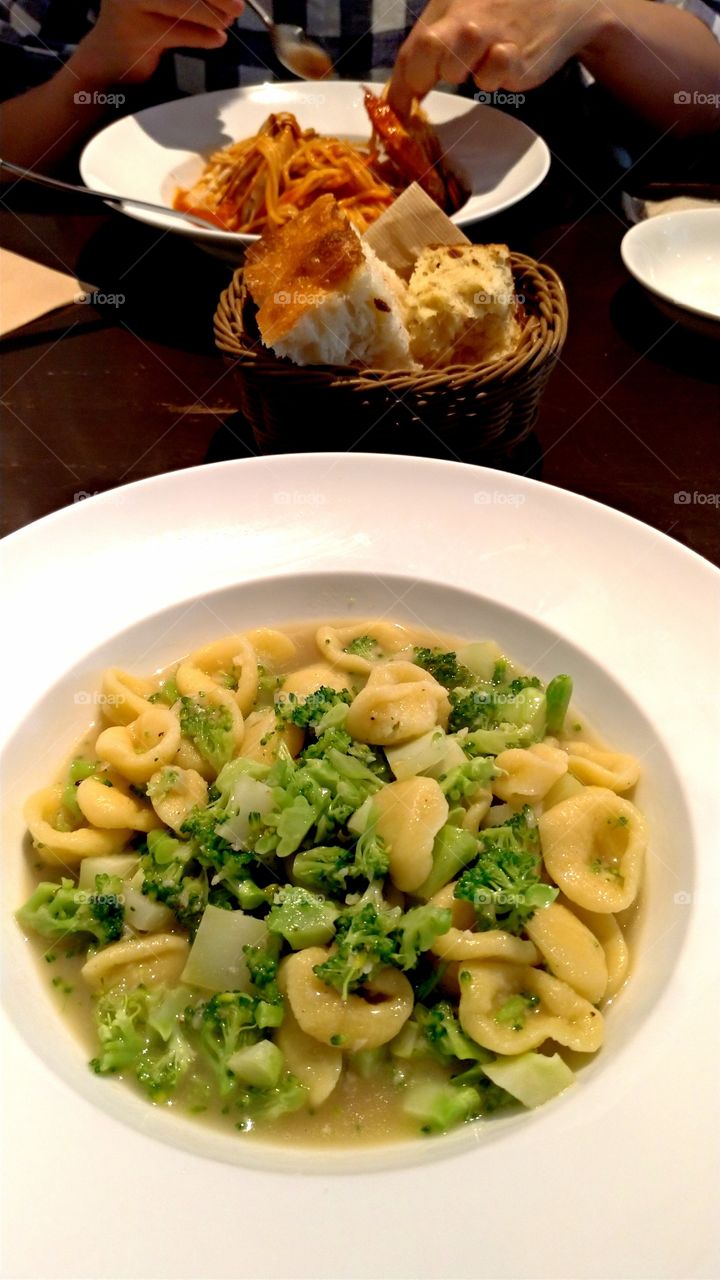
[
  {"xmin": 0, "ymin": 157, "xmax": 231, "ymax": 232},
  {"xmin": 243, "ymin": 0, "xmax": 333, "ymax": 79}
]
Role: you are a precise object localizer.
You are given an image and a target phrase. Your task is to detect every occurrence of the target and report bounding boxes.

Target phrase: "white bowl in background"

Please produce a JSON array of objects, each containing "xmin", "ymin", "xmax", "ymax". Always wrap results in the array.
[
  {"xmin": 621, "ymin": 208, "xmax": 720, "ymax": 334},
  {"xmin": 79, "ymin": 81, "xmax": 550, "ymax": 255}
]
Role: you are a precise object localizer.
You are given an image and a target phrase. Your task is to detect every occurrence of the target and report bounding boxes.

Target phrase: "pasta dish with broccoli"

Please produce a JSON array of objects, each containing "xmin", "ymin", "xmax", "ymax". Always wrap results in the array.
[{"xmin": 17, "ymin": 619, "xmax": 646, "ymax": 1144}]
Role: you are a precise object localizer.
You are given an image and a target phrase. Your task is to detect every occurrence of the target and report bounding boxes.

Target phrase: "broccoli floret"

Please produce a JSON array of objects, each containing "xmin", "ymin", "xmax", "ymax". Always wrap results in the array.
[
  {"xmin": 415, "ymin": 1001, "xmax": 491, "ymax": 1063},
  {"xmin": 266, "ymin": 886, "xmax": 337, "ymax": 949},
  {"xmin": 454, "ymin": 807, "xmax": 557, "ymax": 934},
  {"xmin": 179, "ymin": 695, "xmax": 235, "ymax": 773},
  {"xmin": 394, "ymin": 904, "xmax": 451, "ymax": 971},
  {"xmin": 414, "ymin": 648, "xmax": 474, "ymax": 689},
  {"xmin": 344, "ymin": 635, "xmax": 379, "ymax": 660},
  {"xmin": 439, "ymin": 757, "xmax": 496, "ymax": 805},
  {"xmin": 448, "ymin": 687, "xmax": 501, "ymax": 733},
  {"xmin": 17, "ymin": 873, "xmax": 124, "ymax": 947},
  {"xmin": 91, "ymin": 985, "xmax": 195, "ymax": 1101},
  {"xmin": 403, "ymin": 1081, "xmax": 482, "ymax": 1133},
  {"xmin": 181, "ymin": 806, "xmax": 267, "ymax": 910},
  {"xmin": 313, "ymin": 885, "xmax": 400, "ymax": 999},
  {"xmin": 494, "ymin": 992, "xmax": 540, "ymax": 1031},
  {"xmin": 276, "ymin": 686, "xmax": 352, "ymax": 731},
  {"xmin": 313, "ymin": 888, "xmax": 451, "ymax": 998},
  {"xmin": 148, "ymin": 676, "xmax": 180, "ymax": 706},
  {"xmin": 191, "ymin": 991, "xmax": 271, "ymax": 1096},
  {"xmin": 60, "ymin": 757, "xmax": 102, "ymax": 820},
  {"xmin": 140, "ymin": 829, "xmax": 208, "ymax": 934}
]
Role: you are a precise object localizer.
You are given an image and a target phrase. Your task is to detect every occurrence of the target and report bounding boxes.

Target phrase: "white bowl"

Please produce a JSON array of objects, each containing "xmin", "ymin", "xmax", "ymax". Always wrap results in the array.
[
  {"xmin": 621, "ymin": 208, "xmax": 720, "ymax": 333},
  {"xmin": 79, "ymin": 81, "xmax": 550, "ymax": 255},
  {"xmin": 1, "ymin": 454, "xmax": 718, "ymax": 1279}
]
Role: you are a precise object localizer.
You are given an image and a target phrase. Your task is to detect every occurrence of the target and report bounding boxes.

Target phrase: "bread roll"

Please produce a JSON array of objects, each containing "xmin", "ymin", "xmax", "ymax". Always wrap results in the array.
[
  {"xmin": 244, "ymin": 195, "xmax": 413, "ymax": 370},
  {"xmin": 404, "ymin": 243, "xmax": 521, "ymax": 368}
]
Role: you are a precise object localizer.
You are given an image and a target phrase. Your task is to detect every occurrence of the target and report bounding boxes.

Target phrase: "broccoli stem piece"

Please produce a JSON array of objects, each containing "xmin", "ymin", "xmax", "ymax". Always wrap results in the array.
[{"xmin": 546, "ymin": 675, "xmax": 573, "ymax": 735}]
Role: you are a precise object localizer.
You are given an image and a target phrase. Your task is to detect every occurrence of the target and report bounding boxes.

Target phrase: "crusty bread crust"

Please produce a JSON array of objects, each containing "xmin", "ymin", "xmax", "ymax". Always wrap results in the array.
[{"xmin": 244, "ymin": 195, "xmax": 363, "ymax": 346}]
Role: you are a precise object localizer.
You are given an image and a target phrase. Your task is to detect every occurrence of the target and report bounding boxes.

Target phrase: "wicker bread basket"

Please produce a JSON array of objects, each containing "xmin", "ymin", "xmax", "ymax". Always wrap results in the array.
[{"xmin": 214, "ymin": 253, "xmax": 568, "ymax": 462}]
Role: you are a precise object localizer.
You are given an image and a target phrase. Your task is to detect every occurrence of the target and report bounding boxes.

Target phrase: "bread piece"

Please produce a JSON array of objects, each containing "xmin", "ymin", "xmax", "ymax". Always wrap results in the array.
[
  {"xmin": 243, "ymin": 195, "xmax": 413, "ymax": 370},
  {"xmin": 405, "ymin": 243, "xmax": 521, "ymax": 368}
]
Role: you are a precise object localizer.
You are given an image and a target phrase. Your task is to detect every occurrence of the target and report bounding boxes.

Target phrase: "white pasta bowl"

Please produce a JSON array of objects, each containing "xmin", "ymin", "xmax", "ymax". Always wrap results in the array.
[
  {"xmin": 78, "ymin": 81, "xmax": 550, "ymax": 254},
  {"xmin": 1, "ymin": 453, "xmax": 717, "ymax": 1280}
]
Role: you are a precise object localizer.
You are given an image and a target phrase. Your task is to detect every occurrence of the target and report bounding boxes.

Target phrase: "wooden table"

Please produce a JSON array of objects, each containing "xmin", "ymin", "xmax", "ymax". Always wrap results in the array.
[{"xmin": 2, "ymin": 176, "xmax": 719, "ymax": 564}]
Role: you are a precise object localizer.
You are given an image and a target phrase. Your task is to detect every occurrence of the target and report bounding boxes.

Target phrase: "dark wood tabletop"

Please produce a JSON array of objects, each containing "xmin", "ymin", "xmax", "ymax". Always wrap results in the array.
[{"xmin": 2, "ymin": 167, "xmax": 719, "ymax": 565}]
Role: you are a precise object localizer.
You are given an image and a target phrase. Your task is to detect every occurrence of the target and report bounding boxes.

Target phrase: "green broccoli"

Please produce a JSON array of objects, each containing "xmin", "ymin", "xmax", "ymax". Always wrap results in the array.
[
  {"xmin": 266, "ymin": 886, "xmax": 337, "ymax": 949},
  {"xmin": 546, "ymin": 674, "xmax": 573, "ymax": 734},
  {"xmin": 414, "ymin": 1001, "xmax": 492, "ymax": 1063},
  {"xmin": 148, "ymin": 676, "xmax": 180, "ymax": 706},
  {"xmin": 403, "ymin": 1081, "xmax": 482, "ymax": 1133},
  {"xmin": 344, "ymin": 635, "xmax": 379, "ymax": 660},
  {"xmin": 413, "ymin": 648, "xmax": 474, "ymax": 689},
  {"xmin": 17, "ymin": 873, "xmax": 124, "ymax": 947},
  {"xmin": 439, "ymin": 756, "xmax": 496, "ymax": 805},
  {"xmin": 276, "ymin": 686, "xmax": 352, "ymax": 731},
  {"xmin": 181, "ymin": 807, "xmax": 268, "ymax": 911},
  {"xmin": 91, "ymin": 985, "xmax": 195, "ymax": 1101},
  {"xmin": 190, "ymin": 991, "xmax": 274, "ymax": 1096},
  {"xmin": 60, "ymin": 757, "xmax": 103, "ymax": 820},
  {"xmin": 494, "ymin": 992, "xmax": 540, "ymax": 1031},
  {"xmin": 394, "ymin": 904, "xmax": 451, "ymax": 971},
  {"xmin": 449, "ymin": 679, "xmax": 547, "ymax": 751},
  {"xmin": 140, "ymin": 829, "xmax": 208, "ymax": 934},
  {"xmin": 313, "ymin": 887, "xmax": 451, "ymax": 998},
  {"xmin": 454, "ymin": 807, "xmax": 557, "ymax": 934},
  {"xmin": 179, "ymin": 694, "xmax": 235, "ymax": 773}
]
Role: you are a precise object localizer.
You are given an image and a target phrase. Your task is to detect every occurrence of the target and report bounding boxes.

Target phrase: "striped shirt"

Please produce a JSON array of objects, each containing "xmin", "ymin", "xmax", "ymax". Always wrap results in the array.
[{"xmin": 1, "ymin": 0, "xmax": 718, "ymax": 102}]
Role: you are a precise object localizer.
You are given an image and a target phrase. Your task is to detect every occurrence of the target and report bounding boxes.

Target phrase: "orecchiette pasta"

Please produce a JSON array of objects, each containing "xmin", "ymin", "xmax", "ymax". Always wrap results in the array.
[
  {"xmin": 373, "ymin": 777, "xmax": 449, "ymax": 892},
  {"xmin": 458, "ymin": 960, "xmax": 604, "ymax": 1054},
  {"xmin": 81, "ymin": 933, "xmax": 189, "ymax": 991},
  {"xmin": 279, "ymin": 662, "xmax": 351, "ymax": 700},
  {"xmin": 281, "ymin": 948, "xmax": 413, "ymax": 1051},
  {"xmin": 239, "ymin": 708, "xmax": 303, "ymax": 765},
  {"xmin": 562, "ymin": 741, "xmax": 641, "ymax": 793},
  {"xmin": 492, "ymin": 742, "xmax": 569, "ymax": 805},
  {"xmin": 524, "ymin": 900, "xmax": 608, "ymax": 1003},
  {"xmin": 175, "ymin": 662, "xmax": 245, "ymax": 754},
  {"xmin": 315, "ymin": 621, "xmax": 413, "ymax": 676},
  {"xmin": 538, "ymin": 786, "xmax": 646, "ymax": 912},
  {"xmin": 566, "ymin": 901, "xmax": 630, "ymax": 999},
  {"xmin": 429, "ymin": 884, "xmax": 540, "ymax": 964},
  {"xmin": 99, "ymin": 668, "xmax": 155, "ymax": 726},
  {"xmin": 345, "ymin": 661, "xmax": 450, "ymax": 746},
  {"xmin": 274, "ymin": 982, "xmax": 343, "ymax": 1107},
  {"xmin": 75, "ymin": 777, "xmax": 162, "ymax": 833},
  {"xmin": 146, "ymin": 766, "xmax": 208, "ymax": 833},
  {"xmin": 24, "ymin": 786, "xmax": 132, "ymax": 864},
  {"xmin": 189, "ymin": 634, "xmax": 259, "ymax": 716},
  {"xmin": 17, "ymin": 617, "xmax": 648, "ymax": 1145},
  {"xmin": 95, "ymin": 707, "xmax": 182, "ymax": 785}
]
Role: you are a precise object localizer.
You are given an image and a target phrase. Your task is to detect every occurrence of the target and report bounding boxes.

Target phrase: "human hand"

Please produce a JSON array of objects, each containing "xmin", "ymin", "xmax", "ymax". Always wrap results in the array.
[
  {"xmin": 70, "ymin": 0, "xmax": 244, "ymax": 85},
  {"xmin": 388, "ymin": 0, "xmax": 599, "ymax": 114}
]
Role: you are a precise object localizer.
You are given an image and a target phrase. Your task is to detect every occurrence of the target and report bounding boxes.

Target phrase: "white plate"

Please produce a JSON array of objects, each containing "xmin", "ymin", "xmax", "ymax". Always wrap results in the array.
[
  {"xmin": 1, "ymin": 455, "xmax": 718, "ymax": 1279},
  {"xmin": 621, "ymin": 208, "xmax": 720, "ymax": 330},
  {"xmin": 79, "ymin": 81, "xmax": 550, "ymax": 252}
]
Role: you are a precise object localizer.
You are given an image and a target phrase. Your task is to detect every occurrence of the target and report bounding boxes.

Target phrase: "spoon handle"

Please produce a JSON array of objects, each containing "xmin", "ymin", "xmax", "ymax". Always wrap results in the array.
[
  {"xmin": 0, "ymin": 157, "xmax": 219, "ymax": 232},
  {"xmin": 242, "ymin": 0, "xmax": 274, "ymax": 31}
]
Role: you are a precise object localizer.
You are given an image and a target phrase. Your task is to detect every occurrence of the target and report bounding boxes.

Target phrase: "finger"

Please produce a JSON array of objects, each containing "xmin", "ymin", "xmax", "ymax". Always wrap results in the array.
[
  {"xmin": 147, "ymin": 0, "xmax": 233, "ymax": 31},
  {"xmin": 473, "ymin": 41, "xmax": 522, "ymax": 92},
  {"xmin": 149, "ymin": 16, "xmax": 229, "ymax": 47},
  {"xmin": 387, "ymin": 23, "xmax": 446, "ymax": 115},
  {"xmin": 436, "ymin": 19, "xmax": 488, "ymax": 85}
]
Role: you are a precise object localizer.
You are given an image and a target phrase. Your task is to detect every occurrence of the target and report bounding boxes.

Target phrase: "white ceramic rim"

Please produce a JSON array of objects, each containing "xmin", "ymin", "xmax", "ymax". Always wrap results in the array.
[
  {"xmin": 78, "ymin": 82, "xmax": 551, "ymax": 247},
  {"xmin": 621, "ymin": 208, "xmax": 720, "ymax": 323},
  {"xmin": 1, "ymin": 453, "xmax": 718, "ymax": 1280}
]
